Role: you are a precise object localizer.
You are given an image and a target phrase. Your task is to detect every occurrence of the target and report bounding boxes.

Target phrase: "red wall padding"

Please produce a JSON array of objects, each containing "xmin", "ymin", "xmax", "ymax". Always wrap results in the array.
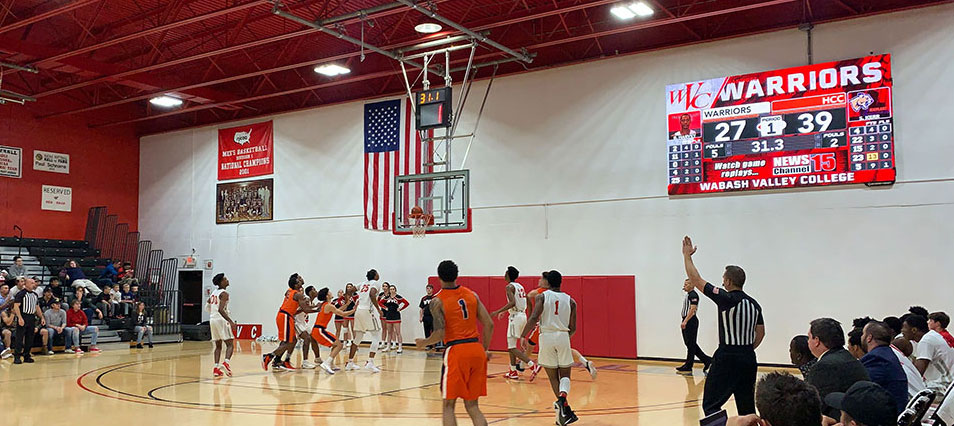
[{"xmin": 426, "ymin": 275, "xmax": 637, "ymax": 359}]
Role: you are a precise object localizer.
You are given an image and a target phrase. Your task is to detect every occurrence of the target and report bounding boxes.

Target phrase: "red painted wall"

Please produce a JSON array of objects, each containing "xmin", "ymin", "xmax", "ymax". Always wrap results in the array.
[
  {"xmin": 0, "ymin": 105, "xmax": 139, "ymax": 240},
  {"xmin": 427, "ymin": 275, "xmax": 638, "ymax": 359}
]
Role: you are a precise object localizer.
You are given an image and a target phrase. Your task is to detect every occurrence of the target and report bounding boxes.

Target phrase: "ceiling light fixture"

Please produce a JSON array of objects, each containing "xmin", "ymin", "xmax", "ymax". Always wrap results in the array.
[
  {"xmin": 149, "ymin": 95, "xmax": 183, "ymax": 108},
  {"xmin": 610, "ymin": 1, "xmax": 654, "ymax": 20},
  {"xmin": 414, "ymin": 22, "xmax": 442, "ymax": 34},
  {"xmin": 314, "ymin": 63, "xmax": 351, "ymax": 76}
]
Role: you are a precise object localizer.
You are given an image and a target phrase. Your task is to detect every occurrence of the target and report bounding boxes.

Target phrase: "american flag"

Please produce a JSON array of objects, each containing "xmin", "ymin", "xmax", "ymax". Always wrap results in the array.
[{"xmin": 364, "ymin": 98, "xmax": 431, "ymax": 231}]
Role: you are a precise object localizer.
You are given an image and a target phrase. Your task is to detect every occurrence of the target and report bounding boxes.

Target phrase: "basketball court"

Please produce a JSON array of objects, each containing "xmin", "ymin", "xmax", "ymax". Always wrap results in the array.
[
  {"xmin": 5, "ymin": 340, "xmax": 789, "ymax": 424},
  {"xmin": 2, "ymin": 0, "xmax": 953, "ymax": 425}
]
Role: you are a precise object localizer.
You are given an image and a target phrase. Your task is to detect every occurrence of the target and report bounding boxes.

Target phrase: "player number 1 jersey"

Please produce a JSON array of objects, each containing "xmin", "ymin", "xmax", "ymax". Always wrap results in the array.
[{"xmin": 540, "ymin": 290, "xmax": 572, "ymax": 333}]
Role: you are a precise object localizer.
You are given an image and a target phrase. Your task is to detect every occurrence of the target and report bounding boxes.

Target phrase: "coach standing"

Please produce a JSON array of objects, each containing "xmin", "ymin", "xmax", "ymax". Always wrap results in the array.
[{"xmin": 681, "ymin": 236, "xmax": 764, "ymax": 415}]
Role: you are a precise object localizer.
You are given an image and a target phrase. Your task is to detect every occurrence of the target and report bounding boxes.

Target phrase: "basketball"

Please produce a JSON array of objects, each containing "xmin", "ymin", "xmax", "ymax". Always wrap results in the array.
[{"xmin": 410, "ymin": 206, "xmax": 424, "ymax": 218}]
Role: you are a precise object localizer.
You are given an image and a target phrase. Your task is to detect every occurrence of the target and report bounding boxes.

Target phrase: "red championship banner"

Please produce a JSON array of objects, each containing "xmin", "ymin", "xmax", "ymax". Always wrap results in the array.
[
  {"xmin": 218, "ymin": 120, "xmax": 274, "ymax": 180},
  {"xmin": 665, "ymin": 55, "xmax": 895, "ymax": 195}
]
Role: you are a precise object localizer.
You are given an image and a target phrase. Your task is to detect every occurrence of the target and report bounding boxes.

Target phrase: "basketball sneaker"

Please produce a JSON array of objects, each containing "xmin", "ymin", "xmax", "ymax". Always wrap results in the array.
[
  {"xmin": 301, "ymin": 360, "xmax": 317, "ymax": 369},
  {"xmin": 504, "ymin": 370, "xmax": 520, "ymax": 380},
  {"xmin": 222, "ymin": 360, "xmax": 232, "ymax": 377},
  {"xmin": 364, "ymin": 360, "xmax": 381, "ymax": 373},
  {"xmin": 319, "ymin": 361, "xmax": 336, "ymax": 375},
  {"xmin": 282, "ymin": 360, "xmax": 297, "ymax": 371},
  {"xmin": 528, "ymin": 363, "xmax": 543, "ymax": 382},
  {"xmin": 585, "ymin": 361, "xmax": 598, "ymax": 380},
  {"xmin": 271, "ymin": 363, "xmax": 286, "ymax": 372},
  {"xmin": 213, "ymin": 366, "xmax": 225, "ymax": 377},
  {"xmin": 345, "ymin": 361, "xmax": 359, "ymax": 371},
  {"xmin": 261, "ymin": 354, "xmax": 274, "ymax": 371},
  {"xmin": 556, "ymin": 397, "xmax": 578, "ymax": 425}
]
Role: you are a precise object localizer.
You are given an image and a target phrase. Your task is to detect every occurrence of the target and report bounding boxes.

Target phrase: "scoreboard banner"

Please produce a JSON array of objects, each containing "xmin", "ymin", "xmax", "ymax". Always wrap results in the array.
[{"xmin": 665, "ymin": 55, "xmax": 895, "ymax": 195}]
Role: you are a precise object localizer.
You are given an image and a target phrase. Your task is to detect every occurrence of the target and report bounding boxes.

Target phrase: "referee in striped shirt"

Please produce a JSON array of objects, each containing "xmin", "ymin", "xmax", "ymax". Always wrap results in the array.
[
  {"xmin": 682, "ymin": 236, "xmax": 764, "ymax": 416},
  {"xmin": 12, "ymin": 278, "xmax": 44, "ymax": 364}
]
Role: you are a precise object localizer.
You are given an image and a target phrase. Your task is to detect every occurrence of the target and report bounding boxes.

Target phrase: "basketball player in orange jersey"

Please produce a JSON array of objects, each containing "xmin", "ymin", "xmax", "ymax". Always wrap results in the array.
[
  {"xmin": 309, "ymin": 287, "xmax": 356, "ymax": 374},
  {"xmin": 415, "ymin": 260, "xmax": 494, "ymax": 426},
  {"xmin": 522, "ymin": 270, "xmax": 579, "ymax": 425},
  {"xmin": 262, "ymin": 273, "xmax": 308, "ymax": 371},
  {"xmin": 490, "ymin": 266, "xmax": 540, "ymax": 380},
  {"xmin": 526, "ymin": 277, "xmax": 597, "ymax": 381}
]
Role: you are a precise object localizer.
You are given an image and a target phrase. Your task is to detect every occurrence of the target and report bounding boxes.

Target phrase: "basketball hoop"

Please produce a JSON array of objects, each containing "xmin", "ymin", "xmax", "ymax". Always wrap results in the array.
[{"xmin": 409, "ymin": 206, "xmax": 434, "ymax": 238}]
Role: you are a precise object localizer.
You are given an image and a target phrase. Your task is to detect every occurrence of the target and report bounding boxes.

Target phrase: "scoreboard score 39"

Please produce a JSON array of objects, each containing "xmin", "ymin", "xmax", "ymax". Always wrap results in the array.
[{"xmin": 665, "ymin": 55, "xmax": 895, "ymax": 195}]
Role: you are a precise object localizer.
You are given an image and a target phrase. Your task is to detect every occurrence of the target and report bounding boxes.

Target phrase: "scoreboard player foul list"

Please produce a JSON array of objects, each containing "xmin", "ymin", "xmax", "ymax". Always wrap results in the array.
[{"xmin": 665, "ymin": 55, "xmax": 895, "ymax": 195}]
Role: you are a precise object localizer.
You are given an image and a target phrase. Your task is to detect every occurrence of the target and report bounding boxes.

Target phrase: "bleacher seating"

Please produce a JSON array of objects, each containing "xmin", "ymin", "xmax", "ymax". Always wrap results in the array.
[{"xmin": 3, "ymin": 206, "xmax": 184, "ymax": 351}]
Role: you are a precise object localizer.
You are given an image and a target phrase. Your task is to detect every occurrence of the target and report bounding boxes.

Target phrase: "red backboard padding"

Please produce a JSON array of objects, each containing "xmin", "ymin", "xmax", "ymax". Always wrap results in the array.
[{"xmin": 425, "ymin": 275, "xmax": 637, "ymax": 359}]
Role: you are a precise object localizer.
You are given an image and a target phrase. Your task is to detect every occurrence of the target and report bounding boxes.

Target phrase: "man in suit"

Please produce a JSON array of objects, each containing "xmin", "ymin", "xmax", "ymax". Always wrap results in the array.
[
  {"xmin": 805, "ymin": 317, "xmax": 870, "ymax": 420},
  {"xmin": 860, "ymin": 320, "xmax": 909, "ymax": 413}
]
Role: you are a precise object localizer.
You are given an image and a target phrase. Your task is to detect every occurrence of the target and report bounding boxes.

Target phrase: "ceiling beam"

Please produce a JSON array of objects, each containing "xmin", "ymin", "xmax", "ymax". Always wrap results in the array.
[
  {"xmin": 40, "ymin": 0, "xmax": 617, "ymax": 117},
  {"xmin": 89, "ymin": 0, "xmax": 801, "ymax": 128},
  {"xmin": 31, "ymin": 1, "xmax": 270, "ymax": 69},
  {"xmin": 0, "ymin": 0, "xmax": 100, "ymax": 35},
  {"xmin": 30, "ymin": 0, "xmax": 437, "ymax": 99}
]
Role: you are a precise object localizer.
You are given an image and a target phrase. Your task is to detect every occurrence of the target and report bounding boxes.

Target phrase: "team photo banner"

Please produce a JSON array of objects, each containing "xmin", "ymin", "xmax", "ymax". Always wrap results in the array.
[
  {"xmin": 218, "ymin": 120, "xmax": 274, "ymax": 181},
  {"xmin": 665, "ymin": 55, "xmax": 895, "ymax": 195}
]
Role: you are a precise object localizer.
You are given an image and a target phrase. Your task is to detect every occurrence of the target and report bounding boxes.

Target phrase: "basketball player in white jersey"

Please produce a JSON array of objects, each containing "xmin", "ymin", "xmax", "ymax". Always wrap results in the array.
[
  {"xmin": 346, "ymin": 269, "xmax": 384, "ymax": 373},
  {"xmin": 522, "ymin": 270, "xmax": 578, "ymax": 425},
  {"xmin": 296, "ymin": 285, "xmax": 320, "ymax": 369},
  {"xmin": 207, "ymin": 273, "xmax": 237, "ymax": 378},
  {"xmin": 491, "ymin": 266, "xmax": 540, "ymax": 380}
]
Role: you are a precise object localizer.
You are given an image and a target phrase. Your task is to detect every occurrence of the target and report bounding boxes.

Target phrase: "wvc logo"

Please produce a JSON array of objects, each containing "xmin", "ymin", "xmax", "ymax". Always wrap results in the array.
[
  {"xmin": 233, "ymin": 129, "xmax": 253, "ymax": 145},
  {"xmin": 669, "ymin": 82, "xmax": 713, "ymax": 110}
]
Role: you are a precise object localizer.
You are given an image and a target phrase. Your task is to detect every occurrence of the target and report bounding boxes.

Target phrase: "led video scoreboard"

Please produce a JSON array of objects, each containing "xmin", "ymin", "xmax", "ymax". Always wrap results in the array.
[{"xmin": 666, "ymin": 55, "xmax": 895, "ymax": 195}]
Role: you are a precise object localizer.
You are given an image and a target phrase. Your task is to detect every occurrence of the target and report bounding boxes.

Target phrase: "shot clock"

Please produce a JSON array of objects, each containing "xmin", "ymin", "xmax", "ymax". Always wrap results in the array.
[
  {"xmin": 664, "ymin": 54, "xmax": 895, "ymax": 195},
  {"xmin": 415, "ymin": 87, "xmax": 453, "ymax": 130}
]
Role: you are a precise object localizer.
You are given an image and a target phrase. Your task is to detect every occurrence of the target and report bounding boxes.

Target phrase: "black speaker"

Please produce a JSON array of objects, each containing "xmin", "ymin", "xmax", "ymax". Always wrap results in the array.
[{"xmin": 182, "ymin": 324, "xmax": 211, "ymax": 341}]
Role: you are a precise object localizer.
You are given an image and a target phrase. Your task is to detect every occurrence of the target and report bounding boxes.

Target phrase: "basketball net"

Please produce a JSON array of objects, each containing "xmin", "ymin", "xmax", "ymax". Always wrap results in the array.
[{"xmin": 411, "ymin": 214, "xmax": 433, "ymax": 238}]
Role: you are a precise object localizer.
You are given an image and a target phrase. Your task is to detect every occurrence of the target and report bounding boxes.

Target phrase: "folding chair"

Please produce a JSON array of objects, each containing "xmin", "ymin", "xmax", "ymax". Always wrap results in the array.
[{"xmin": 930, "ymin": 381, "xmax": 954, "ymax": 426}]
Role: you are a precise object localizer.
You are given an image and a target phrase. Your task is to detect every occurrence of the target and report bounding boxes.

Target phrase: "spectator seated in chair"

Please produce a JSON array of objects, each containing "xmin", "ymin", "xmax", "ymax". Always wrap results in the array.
[
  {"xmin": 130, "ymin": 285, "xmax": 140, "ymax": 301},
  {"xmin": 903, "ymin": 314, "xmax": 954, "ymax": 394},
  {"xmin": 64, "ymin": 299, "xmax": 100, "ymax": 354},
  {"xmin": 44, "ymin": 301, "xmax": 66, "ymax": 355},
  {"xmin": 68, "ymin": 287, "xmax": 103, "ymax": 323},
  {"xmin": 0, "ymin": 307, "xmax": 14, "ymax": 359},
  {"xmin": 805, "ymin": 317, "xmax": 871, "ymax": 420},
  {"xmin": 0, "ymin": 283, "xmax": 9, "ymax": 310},
  {"xmin": 131, "ymin": 302, "xmax": 153, "ymax": 349},
  {"xmin": 95, "ymin": 286, "xmax": 114, "ymax": 319},
  {"xmin": 7, "ymin": 256, "xmax": 27, "ymax": 280},
  {"xmin": 790, "ymin": 335, "xmax": 818, "ymax": 377},
  {"xmin": 97, "ymin": 260, "xmax": 121, "ymax": 287},
  {"xmin": 726, "ymin": 372, "xmax": 822, "ymax": 426},
  {"xmin": 47, "ymin": 277, "xmax": 64, "ymax": 300},
  {"xmin": 118, "ymin": 264, "xmax": 139, "ymax": 287},
  {"xmin": 119, "ymin": 283, "xmax": 136, "ymax": 314},
  {"xmin": 59, "ymin": 260, "xmax": 102, "ymax": 296},
  {"xmin": 928, "ymin": 312, "xmax": 954, "ymax": 349},
  {"xmin": 38, "ymin": 287, "xmax": 60, "ymax": 312}
]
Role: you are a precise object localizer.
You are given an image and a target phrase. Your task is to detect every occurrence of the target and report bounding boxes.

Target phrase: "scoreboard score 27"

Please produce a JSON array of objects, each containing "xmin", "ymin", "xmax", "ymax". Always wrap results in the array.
[{"xmin": 665, "ymin": 55, "xmax": 895, "ymax": 195}]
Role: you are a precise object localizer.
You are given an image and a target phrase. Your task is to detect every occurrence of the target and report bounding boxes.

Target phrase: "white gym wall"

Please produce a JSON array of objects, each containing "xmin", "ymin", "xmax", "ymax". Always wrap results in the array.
[{"xmin": 140, "ymin": 3, "xmax": 954, "ymax": 364}]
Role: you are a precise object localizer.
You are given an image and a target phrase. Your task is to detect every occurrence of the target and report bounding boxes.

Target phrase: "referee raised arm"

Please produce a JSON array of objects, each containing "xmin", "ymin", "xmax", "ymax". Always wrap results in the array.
[{"xmin": 681, "ymin": 236, "xmax": 764, "ymax": 416}]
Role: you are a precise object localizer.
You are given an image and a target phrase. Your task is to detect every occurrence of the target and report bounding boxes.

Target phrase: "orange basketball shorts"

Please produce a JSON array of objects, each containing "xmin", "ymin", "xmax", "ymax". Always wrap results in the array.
[
  {"xmin": 441, "ymin": 341, "xmax": 487, "ymax": 401},
  {"xmin": 276, "ymin": 311, "xmax": 296, "ymax": 343},
  {"xmin": 310, "ymin": 326, "xmax": 337, "ymax": 347}
]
